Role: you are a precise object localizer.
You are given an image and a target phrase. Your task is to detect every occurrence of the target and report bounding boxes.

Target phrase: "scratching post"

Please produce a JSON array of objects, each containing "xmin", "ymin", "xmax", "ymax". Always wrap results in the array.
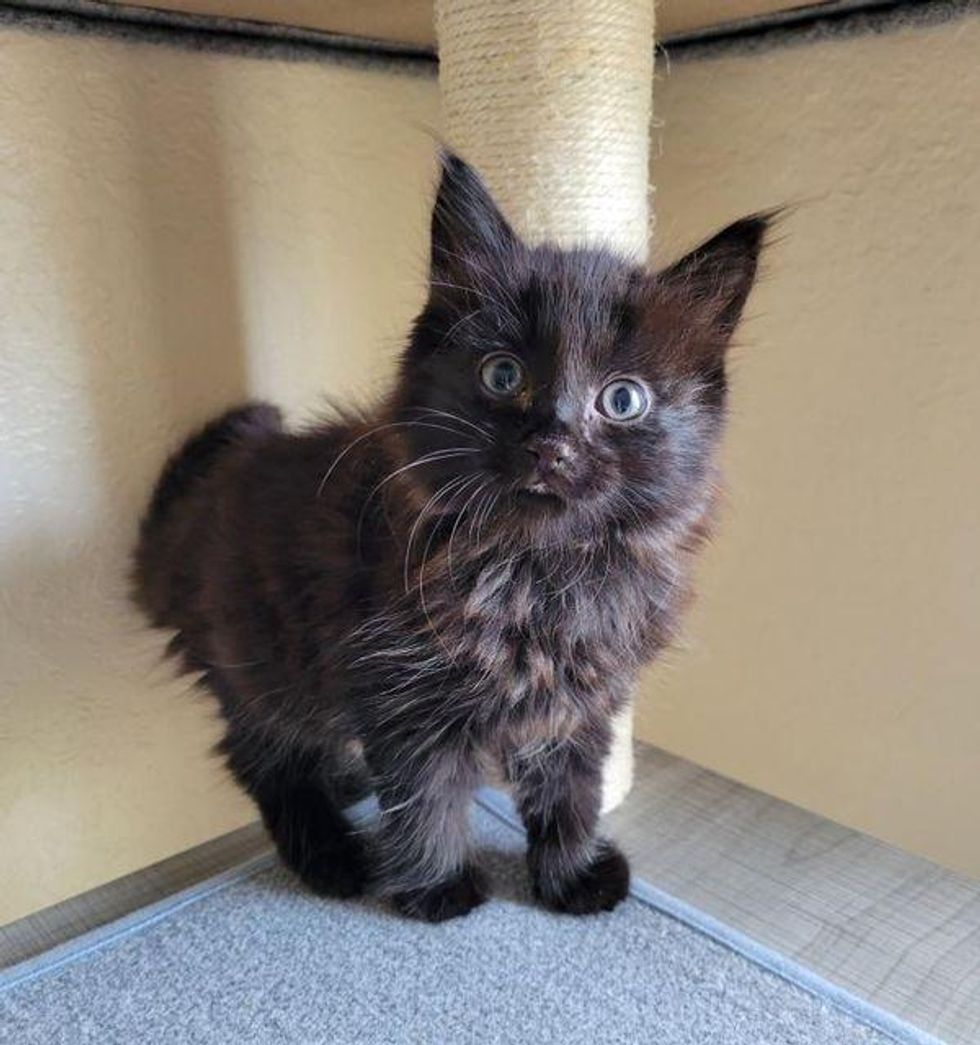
[{"xmin": 436, "ymin": 0, "xmax": 655, "ymax": 808}]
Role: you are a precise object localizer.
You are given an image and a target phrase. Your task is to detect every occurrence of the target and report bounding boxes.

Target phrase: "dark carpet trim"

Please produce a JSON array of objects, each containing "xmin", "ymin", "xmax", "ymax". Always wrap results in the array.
[
  {"xmin": 0, "ymin": 0, "xmax": 438, "ymax": 72},
  {"xmin": 0, "ymin": 0, "xmax": 977, "ymax": 68},
  {"xmin": 664, "ymin": 0, "xmax": 980, "ymax": 60}
]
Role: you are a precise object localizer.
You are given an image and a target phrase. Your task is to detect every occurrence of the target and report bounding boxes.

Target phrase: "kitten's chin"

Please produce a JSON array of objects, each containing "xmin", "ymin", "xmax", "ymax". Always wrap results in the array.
[{"xmin": 514, "ymin": 488, "xmax": 567, "ymax": 518}]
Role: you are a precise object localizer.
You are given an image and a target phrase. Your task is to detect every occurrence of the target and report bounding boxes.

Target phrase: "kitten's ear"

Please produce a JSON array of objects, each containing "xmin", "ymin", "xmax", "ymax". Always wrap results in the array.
[
  {"xmin": 657, "ymin": 213, "xmax": 773, "ymax": 342},
  {"xmin": 429, "ymin": 151, "xmax": 520, "ymax": 291}
]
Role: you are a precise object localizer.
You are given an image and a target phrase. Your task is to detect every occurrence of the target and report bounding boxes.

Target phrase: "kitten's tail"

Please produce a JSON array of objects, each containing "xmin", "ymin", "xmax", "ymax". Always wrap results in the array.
[
  {"xmin": 133, "ymin": 402, "xmax": 282, "ymax": 621},
  {"xmin": 141, "ymin": 402, "xmax": 282, "ymax": 536}
]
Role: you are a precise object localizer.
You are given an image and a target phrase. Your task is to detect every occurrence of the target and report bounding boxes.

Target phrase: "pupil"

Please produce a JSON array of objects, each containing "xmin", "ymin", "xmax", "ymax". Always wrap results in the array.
[
  {"xmin": 613, "ymin": 386, "xmax": 632, "ymax": 414},
  {"xmin": 495, "ymin": 363, "xmax": 515, "ymax": 389}
]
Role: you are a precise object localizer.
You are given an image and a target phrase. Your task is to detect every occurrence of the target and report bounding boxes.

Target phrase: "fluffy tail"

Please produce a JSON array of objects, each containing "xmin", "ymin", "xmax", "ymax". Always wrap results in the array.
[
  {"xmin": 140, "ymin": 402, "xmax": 282, "ymax": 539},
  {"xmin": 133, "ymin": 401, "xmax": 282, "ymax": 623}
]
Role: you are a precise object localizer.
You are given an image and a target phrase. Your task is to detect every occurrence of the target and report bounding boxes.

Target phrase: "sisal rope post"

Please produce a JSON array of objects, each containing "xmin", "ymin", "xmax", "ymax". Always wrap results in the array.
[{"xmin": 436, "ymin": 0, "xmax": 655, "ymax": 808}]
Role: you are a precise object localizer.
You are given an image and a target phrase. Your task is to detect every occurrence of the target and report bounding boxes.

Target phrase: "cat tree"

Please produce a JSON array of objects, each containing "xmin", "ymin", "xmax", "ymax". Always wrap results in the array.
[{"xmin": 435, "ymin": 0, "xmax": 656, "ymax": 807}]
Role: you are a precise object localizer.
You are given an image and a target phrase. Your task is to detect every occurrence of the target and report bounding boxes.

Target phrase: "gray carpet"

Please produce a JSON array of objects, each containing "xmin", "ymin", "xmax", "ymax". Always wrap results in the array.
[{"xmin": 0, "ymin": 798, "xmax": 934, "ymax": 1045}]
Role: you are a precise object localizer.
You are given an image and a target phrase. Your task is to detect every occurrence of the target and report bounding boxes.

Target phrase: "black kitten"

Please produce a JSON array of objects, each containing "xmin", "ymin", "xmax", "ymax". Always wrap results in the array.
[{"xmin": 133, "ymin": 153, "xmax": 769, "ymax": 922}]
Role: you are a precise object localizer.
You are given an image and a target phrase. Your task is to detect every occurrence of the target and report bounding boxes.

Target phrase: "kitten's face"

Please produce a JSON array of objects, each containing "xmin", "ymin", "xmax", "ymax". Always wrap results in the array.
[{"xmin": 397, "ymin": 154, "xmax": 768, "ymax": 543}]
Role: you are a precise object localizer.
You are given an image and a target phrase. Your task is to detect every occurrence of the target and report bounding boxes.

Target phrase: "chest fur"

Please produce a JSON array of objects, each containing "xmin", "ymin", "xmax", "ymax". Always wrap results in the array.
[
  {"xmin": 446, "ymin": 548, "xmax": 676, "ymax": 711},
  {"xmin": 352, "ymin": 539, "xmax": 684, "ymax": 747}
]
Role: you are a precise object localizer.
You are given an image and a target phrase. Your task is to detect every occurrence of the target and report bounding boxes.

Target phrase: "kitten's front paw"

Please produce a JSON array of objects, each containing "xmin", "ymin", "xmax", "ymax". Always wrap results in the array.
[
  {"xmin": 392, "ymin": 864, "xmax": 488, "ymax": 923},
  {"xmin": 290, "ymin": 835, "xmax": 370, "ymax": 899},
  {"xmin": 535, "ymin": 842, "xmax": 630, "ymax": 915}
]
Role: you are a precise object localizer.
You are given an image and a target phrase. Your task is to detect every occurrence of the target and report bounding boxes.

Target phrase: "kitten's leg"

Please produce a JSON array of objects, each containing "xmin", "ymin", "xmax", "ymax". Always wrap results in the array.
[
  {"xmin": 368, "ymin": 741, "xmax": 485, "ymax": 923},
  {"xmin": 511, "ymin": 724, "xmax": 630, "ymax": 915},
  {"xmin": 223, "ymin": 736, "xmax": 369, "ymax": 898}
]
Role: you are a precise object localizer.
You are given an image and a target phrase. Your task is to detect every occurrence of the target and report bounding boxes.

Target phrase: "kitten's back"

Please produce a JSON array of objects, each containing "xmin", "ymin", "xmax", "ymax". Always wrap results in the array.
[{"xmin": 132, "ymin": 401, "xmax": 282, "ymax": 628}]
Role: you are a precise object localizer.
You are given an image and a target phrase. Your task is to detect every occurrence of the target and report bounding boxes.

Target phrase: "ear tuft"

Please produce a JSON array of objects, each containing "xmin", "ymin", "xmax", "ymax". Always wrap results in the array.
[
  {"xmin": 658, "ymin": 210, "xmax": 778, "ymax": 339},
  {"xmin": 430, "ymin": 151, "xmax": 519, "ymax": 291}
]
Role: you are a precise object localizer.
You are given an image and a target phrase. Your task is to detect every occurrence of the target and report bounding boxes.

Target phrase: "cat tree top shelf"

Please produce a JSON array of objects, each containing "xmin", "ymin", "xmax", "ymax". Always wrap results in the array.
[{"xmin": 100, "ymin": 1, "xmax": 850, "ymax": 50}]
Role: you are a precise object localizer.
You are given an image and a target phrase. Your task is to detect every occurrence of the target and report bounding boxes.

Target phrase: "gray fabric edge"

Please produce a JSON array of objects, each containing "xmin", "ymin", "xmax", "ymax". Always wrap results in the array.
[
  {"xmin": 0, "ymin": 851, "xmax": 278, "ymax": 994},
  {"xmin": 0, "ymin": 821, "xmax": 273, "ymax": 972},
  {"xmin": 2, "ymin": 0, "xmax": 978, "ymax": 68},
  {"xmin": 663, "ymin": 0, "xmax": 980, "ymax": 60},
  {"xmin": 0, "ymin": 795, "xmax": 379, "ymax": 994},
  {"xmin": 0, "ymin": 0, "xmax": 438, "ymax": 73},
  {"xmin": 0, "ymin": 788, "xmax": 945, "ymax": 1045},
  {"xmin": 475, "ymin": 788, "xmax": 945, "ymax": 1045}
]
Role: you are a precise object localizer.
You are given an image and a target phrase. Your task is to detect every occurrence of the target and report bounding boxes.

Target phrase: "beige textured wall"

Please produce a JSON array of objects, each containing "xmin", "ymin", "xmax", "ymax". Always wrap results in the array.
[
  {"xmin": 0, "ymin": 26, "xmax": 438, "ymax": 922},
  {"xmin": 638, "ymin": 15, "xmax": 980, "ymax": 876}
]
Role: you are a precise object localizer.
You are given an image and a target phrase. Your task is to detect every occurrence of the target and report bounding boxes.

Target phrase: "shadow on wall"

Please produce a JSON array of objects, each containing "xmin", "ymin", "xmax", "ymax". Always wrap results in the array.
[
  {"xmin": 0, "ymin": 46, "xmax": 255, "ymax": 916},
  {"xmin": 2, "ymin": 47, "xmax": 253, "ymax": 593},
  {"xmin": 1, "ymin": 46, "xmax": 254, "ymax": 687},
  {"xmin": 66, "ymin": 50, "xmax": 251, "ymax": 535}
]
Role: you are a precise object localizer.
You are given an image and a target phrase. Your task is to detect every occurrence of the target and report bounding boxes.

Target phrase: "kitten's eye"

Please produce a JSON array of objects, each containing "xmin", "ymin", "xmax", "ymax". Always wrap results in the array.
[
  {"xmin": 598, "ymin": 379, "xmax": 650, "ymax": 421},
  {"xmin": 479, "ymin": 353, "xmax": 525, "ymax": 397}
]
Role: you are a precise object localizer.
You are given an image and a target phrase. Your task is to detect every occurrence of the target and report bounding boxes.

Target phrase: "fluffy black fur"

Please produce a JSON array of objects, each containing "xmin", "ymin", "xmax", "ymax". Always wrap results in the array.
[{"xmin": 133, "ymin": 153, "xmax": 769, "ymax": 921}]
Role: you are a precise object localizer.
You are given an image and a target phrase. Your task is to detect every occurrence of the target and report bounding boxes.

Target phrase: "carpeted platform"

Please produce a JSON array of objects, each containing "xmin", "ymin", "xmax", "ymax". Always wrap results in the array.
[{"xmin": 0, "ymin": 794, "xmax": 937, "ymax": 1045}]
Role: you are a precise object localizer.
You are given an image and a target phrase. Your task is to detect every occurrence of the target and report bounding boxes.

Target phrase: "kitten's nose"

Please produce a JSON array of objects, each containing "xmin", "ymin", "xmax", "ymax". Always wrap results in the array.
[{"xmin": 524, "ymin": 433, "xmax": 574, "ymax": 474}]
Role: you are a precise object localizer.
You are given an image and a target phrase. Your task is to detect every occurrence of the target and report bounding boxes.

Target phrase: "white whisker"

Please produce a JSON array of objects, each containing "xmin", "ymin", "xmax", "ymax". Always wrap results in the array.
[
  {"xmin": 317, "ymin": 419, "xmax": 485, "ymax": 498},
  {"xmin": 446, "ymin": 476, "xmax": 490, "ymax": 580},
  {"xmin": 354, "ymin": 447, "xmax": 480, "ymax": 552},
  {"xmin": 403, "ymin": 474, "xmax": 472, "ymax": 595},
  {"xmin": 407, "ymin": 407, "xmax": 492, "ymax": 444}
]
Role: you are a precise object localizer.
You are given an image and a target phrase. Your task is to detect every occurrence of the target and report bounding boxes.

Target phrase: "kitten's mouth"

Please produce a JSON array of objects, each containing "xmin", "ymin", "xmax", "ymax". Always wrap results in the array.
[
  {"xmin": 525, "ymin": 479, "xmax": 554, "ymax": 495},
  {"xmin": 516, "ymin": 485, "xmax": 565, "ymax": 511}
]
